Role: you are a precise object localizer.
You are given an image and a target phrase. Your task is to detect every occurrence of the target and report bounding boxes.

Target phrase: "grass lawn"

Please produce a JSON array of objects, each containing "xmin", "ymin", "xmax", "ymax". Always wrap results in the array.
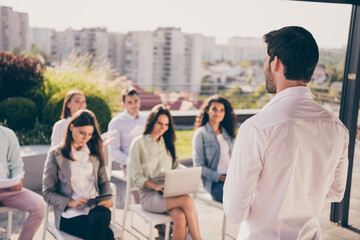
[{"xmin": 175, "ymin": 129, "xmax": 193, "ymax": 160}]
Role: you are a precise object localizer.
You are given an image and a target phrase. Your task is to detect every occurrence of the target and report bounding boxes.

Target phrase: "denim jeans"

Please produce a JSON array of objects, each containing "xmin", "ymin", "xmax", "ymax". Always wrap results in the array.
[{"xmin": 211, "ymin": 181, "xmax": 224, "ymax": 203}]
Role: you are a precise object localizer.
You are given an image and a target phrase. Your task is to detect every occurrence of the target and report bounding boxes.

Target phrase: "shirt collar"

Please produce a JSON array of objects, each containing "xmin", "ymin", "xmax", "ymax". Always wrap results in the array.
[
  {"xmin": 144, "ymin": 134, "xmax": 164, "ymax": 144},
  {"xmin": 262, "ymin": 86, "xmax": 313, "ymax": 111},
  {"xmin": 71, "ymin": 144, "xmax": 90, "ymax": 155},
  {"xmin": 124, "ymin": 110, "xmax": 139, "ymax": 120},
  {"xmin": 205, "ymin": 122, "xmax": 224, "ymax": 135}
]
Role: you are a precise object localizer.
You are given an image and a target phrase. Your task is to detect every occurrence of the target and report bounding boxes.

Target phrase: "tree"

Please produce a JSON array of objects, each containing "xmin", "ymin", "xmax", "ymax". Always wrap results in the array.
[{"xmin": 0, "ymin": 52, "xmax": 45, "ymax": 102}]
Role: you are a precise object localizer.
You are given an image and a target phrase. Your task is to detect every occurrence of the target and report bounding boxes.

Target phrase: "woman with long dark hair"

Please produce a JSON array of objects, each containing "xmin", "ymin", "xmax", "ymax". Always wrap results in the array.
[
  {"xmin": 51, "ymin": 89, "xmax": 86, "ymax": 147},
  {"xmin": 42, "ymin": 109, "xmax": 113, "ymax": 240},
  {"xmin": 192, "ymin": 95, "xmax": 237, "ymax": 203},
  {"xmin": 129, "ymin": 104, "xmax": 201, "ymax": 240}
]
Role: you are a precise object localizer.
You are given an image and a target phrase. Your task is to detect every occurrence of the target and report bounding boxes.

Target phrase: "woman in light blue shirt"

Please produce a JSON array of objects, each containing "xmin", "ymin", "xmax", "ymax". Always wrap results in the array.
[
  {"xmin": 129, "ymin": 105, "xmax": 201, "ymax": 240},
  {"xmin": 192, "ymin": 96, "xmax": 236, "ymax": 203}
]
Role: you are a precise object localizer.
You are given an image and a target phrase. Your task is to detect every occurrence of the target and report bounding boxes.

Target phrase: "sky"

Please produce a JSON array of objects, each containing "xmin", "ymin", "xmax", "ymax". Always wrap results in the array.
[{"xmin": 0, "ymin": 0, "xmax": 353, "ymax": 48}]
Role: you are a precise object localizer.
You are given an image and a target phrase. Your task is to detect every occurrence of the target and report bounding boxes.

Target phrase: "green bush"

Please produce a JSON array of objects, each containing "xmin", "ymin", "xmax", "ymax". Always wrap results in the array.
[
  {"xmin": 86, "ymin": 94, "xmax": 112, "ymax": 133},
  {"xmin": 42, "ymin": 91, "xmax": 111, "ymax": 132},
  {"xmin": 0, "ymin": 97, "xmax": 38, "ymax": 131}
]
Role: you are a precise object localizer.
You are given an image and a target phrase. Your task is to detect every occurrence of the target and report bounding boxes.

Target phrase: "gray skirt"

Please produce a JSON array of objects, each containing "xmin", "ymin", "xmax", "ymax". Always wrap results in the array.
[{"xmin": 140, "ymin": 177, "xmax": 167, "ymax": 213}]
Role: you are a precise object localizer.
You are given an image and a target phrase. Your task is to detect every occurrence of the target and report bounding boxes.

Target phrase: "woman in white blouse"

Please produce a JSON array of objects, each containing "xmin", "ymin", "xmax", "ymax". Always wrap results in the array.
[
  {"xmin": 51, "ymin": 89, "xmax": 86, "ymax": 147},
  {"xmin": 129, "ymin": 105, "xmax": 201, "ymax": 240},
  {"xmin": 43, "ymin": 109, "xmax": 113, "ymax": 240}
]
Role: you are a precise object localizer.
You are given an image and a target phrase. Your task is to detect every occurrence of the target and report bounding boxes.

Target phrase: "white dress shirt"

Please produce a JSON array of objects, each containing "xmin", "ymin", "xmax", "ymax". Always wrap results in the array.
[
  {"xmin": 51, "ymin": 117, "xmax": 71, "ymax": 147},
  {"xmin": 107, "ymin": 111, "xmax": 147, "ymax": 167},
  {"xmin": 224, "ymin": 86, "xmax": 349, "ymax": 240},
  {"xmin": 62, "ymin": 145, "xmax": 97, "ymax": 218}
]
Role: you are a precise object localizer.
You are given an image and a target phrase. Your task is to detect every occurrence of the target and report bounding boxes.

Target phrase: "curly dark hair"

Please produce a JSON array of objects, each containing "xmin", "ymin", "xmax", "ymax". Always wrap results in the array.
[
  {"xmin": 143, "ymin": 104, "xmax": 176, "ymax": 164},
  {"xmin": 194, "ymin": 95, "xmax": 236, "ymax": 138}
]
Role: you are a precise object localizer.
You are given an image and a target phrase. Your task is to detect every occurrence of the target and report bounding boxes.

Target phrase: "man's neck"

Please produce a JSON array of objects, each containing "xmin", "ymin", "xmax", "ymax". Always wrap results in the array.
[
  {"xmin": 127, "ymin": 111, "xmax": 139, "ymax": 118},
  {"xmin": 276, "ymin": 79, "xmax": 307, "ymax": 94}
]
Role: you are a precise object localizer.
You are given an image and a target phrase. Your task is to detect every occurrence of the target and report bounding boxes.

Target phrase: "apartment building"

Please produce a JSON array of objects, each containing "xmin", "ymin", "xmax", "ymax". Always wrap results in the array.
[
  {"xmin": 202, "ymin": 36, "xmax": 216, "ymax": 62},
  {"xmin": 214, "ymin": 37, "xmax": 266, "ymax": 62},
  {"xmin": 0, "ymin": 6, "xmax": 28, "ymax": 51},
  {"xmin": 28, "ymin": 27, "xmax": 54, "ymax": 53},
  {"xmin": 123, "ymin": 31, "xmax": 154, "ymax": 86}
]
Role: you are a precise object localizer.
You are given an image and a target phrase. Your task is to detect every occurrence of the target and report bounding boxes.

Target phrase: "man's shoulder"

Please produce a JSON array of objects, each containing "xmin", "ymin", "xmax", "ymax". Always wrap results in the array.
[
  {"xmin": 109, "ymin": 113, "xmax": 128, "ymax": 124},
  {"xmin": 0, "ymin": 126, "xmax": 17, "ymax": 140}
]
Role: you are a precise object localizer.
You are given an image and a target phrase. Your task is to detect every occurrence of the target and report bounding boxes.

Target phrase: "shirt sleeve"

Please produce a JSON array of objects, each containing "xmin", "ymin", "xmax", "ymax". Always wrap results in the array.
[
  {"xmin": 42, "ymin": 150, "xmax": 71, "ymax": 212},
  {"xmin": 51, "ymin": 122, "xmax": 63, "ymax": 147},
  {"xmin": 192, "ymin": 129, "xmax": 222, "ymax": 182},
  {"xmin": 7, "ymin": 130, "xmax": 24, "ymax": 178},
  {"xmin": 108, "ymin": 120, "xmax": 128, "ymax": 167},
  {"xmin": 223, "ymin": 121, "xmax": 265, "ymax": 223},
  {"xmin": 325, "ymin": 130, "xmax": 349, "ymax": 202},
  {"xmin": 128, "ymin": 139, "xmax": 148, "ymax": 189}
]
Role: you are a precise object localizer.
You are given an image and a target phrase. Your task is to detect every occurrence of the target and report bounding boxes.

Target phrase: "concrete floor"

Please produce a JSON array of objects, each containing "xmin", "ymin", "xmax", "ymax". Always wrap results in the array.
[{"xmin": 2, "ymin": 145, "xmax": 360, "ymax": 240}]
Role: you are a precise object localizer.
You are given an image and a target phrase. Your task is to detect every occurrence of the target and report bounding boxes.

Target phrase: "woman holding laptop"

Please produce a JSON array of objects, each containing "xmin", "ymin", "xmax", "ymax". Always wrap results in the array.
[
  {"xmin": 42, "ymin": 109, "xmax": 114, "ymax": 240},
  {"xmin": 129, "ymin": 104, "xmax": 201, "ymax": 240},
  {"xmin": 192, "ymin": 95, "xmax": 237, "ymax": 203}
]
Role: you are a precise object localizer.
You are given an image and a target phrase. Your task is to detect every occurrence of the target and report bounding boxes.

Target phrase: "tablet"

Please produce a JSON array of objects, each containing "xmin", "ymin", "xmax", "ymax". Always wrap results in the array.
[{"xmin": 86, "ymin": 194, "xmax": 113, "ymax": 205}]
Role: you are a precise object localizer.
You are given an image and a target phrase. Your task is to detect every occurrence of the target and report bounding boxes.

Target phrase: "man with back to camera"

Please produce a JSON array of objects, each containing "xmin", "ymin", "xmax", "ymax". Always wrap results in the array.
[
  {"xmin": 0, "ymin": 125, "xmax": 46, "ymax": 240},
  {"xmin": 223, "ymin": 26, "xmax": 349, "ymax": 240}
]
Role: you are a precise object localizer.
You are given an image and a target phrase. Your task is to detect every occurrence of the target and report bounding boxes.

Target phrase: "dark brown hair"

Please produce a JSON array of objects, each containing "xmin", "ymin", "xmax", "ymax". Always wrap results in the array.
[
  {"xmin": 60, "ymin": 89, "xmax": 85, "ymax": 119},
  {"xmin": 263, "ymin": 26, "xmax": 319, "ymax": 82},
  {"xmin": 143, "ymin": 104, "xmax": 176, "ymax": 164},
  {"xmin": 61, "ymin": 109, "xmax": 105, "ymax": 167},
  {"xmin": 194, "ymin": 95, "xmax": 237, "ymax": 139},
  {"xmin": 122, "ymin": 87, "xmax": 139, "ymax": 102}
]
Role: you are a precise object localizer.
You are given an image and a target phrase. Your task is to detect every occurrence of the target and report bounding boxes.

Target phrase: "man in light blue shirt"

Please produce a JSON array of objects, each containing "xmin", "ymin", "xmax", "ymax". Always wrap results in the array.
[
  {"xmin": 0, "ymin": 126, "xmax": 46, "ymax": 239},
  {"xmin": 108, "ymin": 88, "xmax": 147, "ymax": 170}
]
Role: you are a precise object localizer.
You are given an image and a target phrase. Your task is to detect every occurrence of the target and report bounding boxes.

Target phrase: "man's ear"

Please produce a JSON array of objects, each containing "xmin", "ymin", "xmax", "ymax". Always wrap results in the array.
[{"xmin": 272, "ymin": 56, "xmax": 283, "ymax": 72}]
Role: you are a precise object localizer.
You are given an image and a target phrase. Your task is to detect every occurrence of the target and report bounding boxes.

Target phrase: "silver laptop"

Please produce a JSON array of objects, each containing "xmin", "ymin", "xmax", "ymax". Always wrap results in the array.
[{"xmin": 163, "ymin": 167, "xmax": 202, "ymax": 198}]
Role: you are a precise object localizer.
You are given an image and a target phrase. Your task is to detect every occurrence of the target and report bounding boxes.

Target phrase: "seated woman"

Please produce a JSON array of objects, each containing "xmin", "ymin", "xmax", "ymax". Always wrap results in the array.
[
  {"xmin": 51, "ymin": 89, "xmax": 86, "ymax": 147},
  {"xmin": 129, "ymin": 104, "xmax": 201, "ymax": 240},
  {"xmin": 192, "ymin": 95, "xmax": 237, "ymax": 203},
  {"xmin": 42, "ymin": 109, "xmax": 114, "ymax": 240}
]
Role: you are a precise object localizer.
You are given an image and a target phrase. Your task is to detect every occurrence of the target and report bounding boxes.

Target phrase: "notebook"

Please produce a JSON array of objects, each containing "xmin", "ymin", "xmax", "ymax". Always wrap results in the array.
[{"xmin": 162, "ymin": 167, "xmax": 202, "ymax": 198}]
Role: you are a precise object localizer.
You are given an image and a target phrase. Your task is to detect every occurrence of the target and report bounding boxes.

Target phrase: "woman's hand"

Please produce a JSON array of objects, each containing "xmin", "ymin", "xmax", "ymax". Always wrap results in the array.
[
  {"xmin": 103, "ymin": 137, "xmax": 115, "ymax": 149},
  {"xmin": 98, "ymin": 200, "xmax": 113, "ymax": 208},
  {"xmin": 219, "ymin": 175, "xmax": 226, "ymax": 182},
  {"xmin": 153, "ymin": 184, "xmax": 164, "ymax": 192},
  {"xmin": 67, "ymin": 197, "xmax": 88, "ymax": 208},
  {"xmin": 144, "ymin": 180, "xmax": 164, "ymax": 192},
  {"xmin": 9, "ymin": 180, "xmax": 23, "ymax": 191}
]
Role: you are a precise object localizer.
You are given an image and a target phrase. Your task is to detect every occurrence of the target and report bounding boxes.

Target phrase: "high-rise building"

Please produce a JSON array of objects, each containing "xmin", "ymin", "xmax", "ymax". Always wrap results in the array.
[
  {"xmin": 123, "ymin": 31, "xmax": 154, "ymax": 86},
  {"xmin": 0, "ymin": 6, "xmax": 28, "ymax": 51},
  {"xmin": 202, "ymin": 36, "xmax": 216, "ymax": 62},
  {"xmin": 109, "ymin": 32, "xmax": 125, "ymax": 74},
  {"xmin": 28, "ymin": 27, "xmax": 54, "ymax": 53},
  {"xmin": 214, "ymin": 37, "xmax": 266, "ymax": 62}
]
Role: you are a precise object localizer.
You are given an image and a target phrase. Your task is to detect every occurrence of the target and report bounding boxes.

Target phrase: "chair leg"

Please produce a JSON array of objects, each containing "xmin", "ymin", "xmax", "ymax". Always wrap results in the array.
[
  {"xmin": 222, "ymin": 212, "xmax": 226, "ymax": 240},
  {"xmin": 149, "ymin": 223, "xmax": 154, "ymax": 240},
  {"xmin": 7, "ymin": 210, "xmax": 12, "ymax": 240},
  {"xmin": 164, "ymin": 222, "xmax": 171, "ymax": 240},
  {"xmin": 120, "ymin": 181, "xmax": 132, "ymax": 239},
  {"xmin": 42, "ymin": 205, "xmax": 49, "ymax": 240}
]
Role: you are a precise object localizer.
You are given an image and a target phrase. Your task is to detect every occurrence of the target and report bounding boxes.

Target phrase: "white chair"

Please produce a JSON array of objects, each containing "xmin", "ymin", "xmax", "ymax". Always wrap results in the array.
[
  {"xmin": 191, "ymin": 158, "xmax": 235, "ymax": 240},
  {"xmin": 120, "ymin": 173, "xmax": 173, "ymax": 240},
  {"xmin": 193, "ymin": 189, "xmax": 235, "ymax": 240},
  {"xmin": 0, "ymin": 207, "xmax": 14, "ymax": 240},
  {"xmin": 42, "ymin": 182, "xmax": 121, "ymax": 240}
]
